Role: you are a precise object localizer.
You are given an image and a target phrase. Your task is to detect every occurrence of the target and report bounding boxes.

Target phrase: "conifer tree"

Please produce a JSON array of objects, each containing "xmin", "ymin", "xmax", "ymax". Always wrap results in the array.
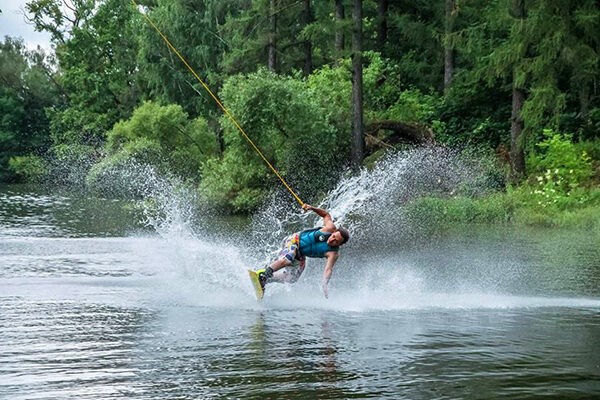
[{"xmin": 351, "ymin": 0, "xmax": 364, "ymax": 168}]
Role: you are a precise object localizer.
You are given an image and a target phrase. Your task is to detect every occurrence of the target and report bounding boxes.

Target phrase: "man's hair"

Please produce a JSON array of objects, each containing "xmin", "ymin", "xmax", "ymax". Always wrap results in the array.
[{"xmin": 337, "ymin": 227, "xmax": 350, "ymax": 244}]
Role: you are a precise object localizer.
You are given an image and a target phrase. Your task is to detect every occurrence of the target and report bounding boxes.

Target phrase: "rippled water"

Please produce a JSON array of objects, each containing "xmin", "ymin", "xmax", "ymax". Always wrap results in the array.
[{"xmin": 1, "ymin": 184, "xmax": 600, "ymax": 399}]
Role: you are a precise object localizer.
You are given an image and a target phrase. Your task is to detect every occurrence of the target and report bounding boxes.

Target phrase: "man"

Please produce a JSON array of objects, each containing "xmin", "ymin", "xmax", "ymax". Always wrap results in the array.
[{"xmin": 257, "ymin": 204, "xmax": 350, "ymax": 298}]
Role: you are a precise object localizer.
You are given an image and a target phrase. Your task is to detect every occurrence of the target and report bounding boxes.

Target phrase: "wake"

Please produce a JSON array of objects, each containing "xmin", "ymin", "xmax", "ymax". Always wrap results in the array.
[{"xmin": 115, "ymin": 148, "xmax": 598, "ymax": 310}]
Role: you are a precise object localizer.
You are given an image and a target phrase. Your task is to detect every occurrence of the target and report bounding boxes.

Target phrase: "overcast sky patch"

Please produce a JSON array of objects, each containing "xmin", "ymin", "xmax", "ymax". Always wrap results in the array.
[{"xmin": 0, "ymin": 0, "xmax": 52, "ymax": 51}]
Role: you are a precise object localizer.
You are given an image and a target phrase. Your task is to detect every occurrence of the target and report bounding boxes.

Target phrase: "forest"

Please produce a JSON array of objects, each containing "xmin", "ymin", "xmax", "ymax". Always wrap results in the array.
[{"xmin": 1, "ymin": 0, "xmax": 599, "ymax": 225}]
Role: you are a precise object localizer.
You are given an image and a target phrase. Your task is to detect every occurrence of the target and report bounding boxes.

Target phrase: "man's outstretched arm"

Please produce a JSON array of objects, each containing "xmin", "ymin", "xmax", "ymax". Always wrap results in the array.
[
  {"xmin": 303, "ymin": 204, "xmax": 335, "ymax": 232},
  {"xmin": 321, "ymin": 252, "xmax": 338, "ymax": 298}
]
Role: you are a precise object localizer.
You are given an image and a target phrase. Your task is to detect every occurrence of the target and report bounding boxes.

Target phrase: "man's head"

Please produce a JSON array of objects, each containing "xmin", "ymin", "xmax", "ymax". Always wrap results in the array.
[{"xmin": 327, "ymin": 227, "xmax": 350, "ymax": 247}]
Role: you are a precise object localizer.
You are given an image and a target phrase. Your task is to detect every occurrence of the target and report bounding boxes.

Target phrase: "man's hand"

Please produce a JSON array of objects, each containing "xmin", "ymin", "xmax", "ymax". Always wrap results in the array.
[
  {"xmin": 321, "ymin": 252, "xmax": 336, "ymax": 299},
  {"xmin": 322, "ymin": 282, "xmax": 329, "ymax": 298},
  {"xmin": 302, "ymin": 205, "xmax": 334, "ymax": 231},
  {"xmin": 302, "ymin": 204, "xmax": 313, "ymax": 212}
]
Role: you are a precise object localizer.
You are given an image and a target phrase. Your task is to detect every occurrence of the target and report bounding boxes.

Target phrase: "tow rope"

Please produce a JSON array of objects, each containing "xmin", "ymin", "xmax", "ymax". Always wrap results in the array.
[{"xmin": 131, "ymin": 0, "xmax": 305, "ymax": 208}]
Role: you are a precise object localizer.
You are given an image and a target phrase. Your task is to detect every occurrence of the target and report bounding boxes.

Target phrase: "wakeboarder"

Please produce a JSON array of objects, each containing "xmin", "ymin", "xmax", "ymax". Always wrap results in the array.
[{"xmin": 255, "ymin": 204, "xmax": 350, "ymax": 298}]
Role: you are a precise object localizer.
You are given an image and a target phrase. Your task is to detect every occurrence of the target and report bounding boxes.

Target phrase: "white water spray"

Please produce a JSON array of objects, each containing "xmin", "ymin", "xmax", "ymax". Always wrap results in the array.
[{"xmin": 115, "ymin": 148, "xmax": 598, "ymax": 310}]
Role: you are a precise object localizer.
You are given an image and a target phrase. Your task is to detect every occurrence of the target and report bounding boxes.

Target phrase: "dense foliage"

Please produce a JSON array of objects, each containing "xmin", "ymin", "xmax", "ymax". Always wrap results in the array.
[
  {"xmin": 1, "ymin": 0, "xmax": 599, "ymax": 215},
  {"xmin": 200, "ymin": 69, "xmax": 339, "ymax": 212},
  {"xmin": 0, "ymin": 38, "xmax": 56, "ymax": 181}
]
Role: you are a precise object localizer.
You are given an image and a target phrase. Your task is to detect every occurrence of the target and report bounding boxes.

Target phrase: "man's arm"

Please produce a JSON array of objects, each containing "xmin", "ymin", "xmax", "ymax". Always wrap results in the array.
[
  {"xmin": 321, "ymin": 251, "xmax": 338, "ymax": 298},
  {"xmin": 303, "ymin": 204, "xmax": 335, "ymax": 232}
]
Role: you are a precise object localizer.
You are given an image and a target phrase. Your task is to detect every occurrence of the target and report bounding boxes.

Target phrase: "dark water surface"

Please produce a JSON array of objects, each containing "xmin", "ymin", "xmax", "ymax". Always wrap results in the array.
[{"xmin": 1, "ymin": 184, "xmax": 600, "ymax": 399}]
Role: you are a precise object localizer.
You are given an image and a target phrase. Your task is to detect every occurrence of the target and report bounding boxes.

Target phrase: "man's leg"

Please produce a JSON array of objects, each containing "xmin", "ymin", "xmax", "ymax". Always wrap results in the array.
[
  {"xmin": 269, "ymin": 257, "xmax": 305, "ymax": 284},
  {"xmin": 280, "ymin": 258, "xmax": 306, "ymax": 284},
  {"xmin": 258, "ymin": 257, "xmax": 291, "ymax": 288},
  {"xmin": 259, "ymin": 233, "xmax": 299, "ymax": 287},
  {"xmin": 271, "ymin": 257, "xmax": 292, "ymax": 272}
]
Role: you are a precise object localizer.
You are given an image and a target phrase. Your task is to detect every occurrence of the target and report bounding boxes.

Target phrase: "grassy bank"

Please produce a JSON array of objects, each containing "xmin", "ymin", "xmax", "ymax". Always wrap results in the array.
[
  {"xmin": 404, "ymin": 187, "xmax": 600, "ymax": 230},
  {"xmin": 402, "ymin": 131, "xmax": 600, "ymax": 231}
]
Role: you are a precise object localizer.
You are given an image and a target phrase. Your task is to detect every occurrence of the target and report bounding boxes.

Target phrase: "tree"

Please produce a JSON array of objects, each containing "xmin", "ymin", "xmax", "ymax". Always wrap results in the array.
[
  {"xmin": 86, "ymin": 101, "xmax": 217, "ymax": 196},
  {"xmin": 0, "ymin": 37, "xmax": 57, "ymax": 181},
  {"xmin": 376, "ymin": 0, "xmax": 388, "ymax": 53},
  {"xmin": 302, "ymin": 0, "xmax": 314, "ymax": 76},
  {"xmin": 509, "ymin": 0, "xmax": 527, "ymax": 179},
  {"xmin": 447, "ymin": 0, "xmax": 600, "ymax": 178},
  {"xmin": 383, "ymin": 1, "xmax": 446, "ymax": 91},
  {"xmin": 220, "ymin": 0, "xmax": 328, "ymax": 76},
  {"xmin": 351, "ymin": 0, "xmax": 364, "ymax": 168},
  {"xmin": 268, "ymin": 0, "xmax": 277, "ymax": 71},
  {"xmin": 200, "ymin": 69, "xmax": 338, "ymax": 212},
  {"xmin": 137, "ymin": 0, "xmax": 240, "ymax": 116},
  {"xmin": 334, "ymin": 0, "xmax": 346, "ymax": 54},
  {"xmin": 22, "ymin": 0, "xmax": 143, "ymax": 186},
  {"xmin": 444, "ymin": 0, "xmax": 457, "ymax": 91},
  {"xmin": 25, "ymin": 0, "xmax": 97, "ymax": 45},
  {"xmin": 27, "ymin": 0, "xmax": 141, "ymax": 148}
]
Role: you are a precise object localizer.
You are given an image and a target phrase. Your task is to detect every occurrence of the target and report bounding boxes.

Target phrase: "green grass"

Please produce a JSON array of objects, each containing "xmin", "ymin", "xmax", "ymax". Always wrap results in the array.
[{"xmin": 404, "ymin": 187, "xmax": 600, "ymax": 230}]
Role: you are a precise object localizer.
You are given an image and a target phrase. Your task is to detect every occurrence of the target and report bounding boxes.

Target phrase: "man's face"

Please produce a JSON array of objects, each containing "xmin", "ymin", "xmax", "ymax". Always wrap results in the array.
[{"xmin": 327, "ymin": 230, "xmax": 344, "ymax": 247}]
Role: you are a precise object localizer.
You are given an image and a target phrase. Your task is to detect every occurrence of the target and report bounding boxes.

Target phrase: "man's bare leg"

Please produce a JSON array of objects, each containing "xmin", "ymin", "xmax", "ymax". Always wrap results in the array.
[
  {"xmin": 270, "ymin": 258, "xmax": 291, "ymax": 272},
  {"xmin": 271, "ymin": 258, "xmax": 305, "ymax": 284},
  {"xmin": 259, "ymin": 258, "xmax": 291, "ymax": 286}
]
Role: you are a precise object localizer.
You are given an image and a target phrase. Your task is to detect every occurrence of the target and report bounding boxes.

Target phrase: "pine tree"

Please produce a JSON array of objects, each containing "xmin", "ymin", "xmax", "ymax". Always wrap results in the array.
[
  {"xmin": 450, "ymin": 0, "xmax": 600, "ymax": 178},
  {"xmin": 351, "ymin": 0, "xmax": 364, "ymax": 168}
]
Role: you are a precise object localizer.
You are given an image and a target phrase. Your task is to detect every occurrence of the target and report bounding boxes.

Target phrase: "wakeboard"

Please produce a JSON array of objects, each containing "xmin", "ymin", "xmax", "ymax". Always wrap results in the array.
[{"xmin": 247, "ymin": 269, "xmax": 264, "ymax": 300}]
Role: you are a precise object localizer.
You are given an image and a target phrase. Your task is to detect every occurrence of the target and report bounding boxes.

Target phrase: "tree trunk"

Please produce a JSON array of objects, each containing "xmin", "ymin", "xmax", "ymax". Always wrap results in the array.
[
  {"xmin": 351, "ymin": 0, "xmax": 364, "ymax": 168},
  {"xmin": 208, "ymin": 118, "xmax": 225, "ymax": 156},
  {"xmin": 268, "ymin": 0, "xmax": 277, "ymax": 71},
  {"xmin": 334, "ymin": 0, "xmax": 345, "ymax": 54},
  {"xmin": 444, "ymin": 0, "xmax": 456, "ymax": 91},
  {"xmin": 510, "ymin": 85, "xmax": 526, "ymax": 179},
  {"xmin": 303, "ymin": 0, "xmax": 313, "ymax": 76},
  {"xmin": 579, "ymin": 86, "xmax": 590, "ymax": 118},
  {"xmin": 376, "ymin": 0, "xmax": 388, "ymax": 53},
  {"xmin": 510, "ymin": 0, "xmax": 526, "ymax": 180}
]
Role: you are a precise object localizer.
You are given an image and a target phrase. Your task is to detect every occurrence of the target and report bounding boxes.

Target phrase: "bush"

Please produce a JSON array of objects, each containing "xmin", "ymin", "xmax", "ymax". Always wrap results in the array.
[
  {"xmin": 307, "ymin": 53, "xmax": 441, "ymax": 149},
  {"xmin": 307, "ymin": 61, "xmax": 352, "ymax": 140},
  {"xmin": 8, "ymin": 155, "xmax": 48, "ymax": 183},
  {"xmin": 437, "ymin": 80, "xmax": 511, "ymax": 147},
  {"xmin": 101, "ymin": 101, "xmax": 217, "ymax": 181},
  {"xmin": 199, "ymin": 151, "xmax": 268, "ymax": 212},
  {"xmin": 200, "ymin": 69, "xmax": 338, "ymax": 212},
  {"xmin": 403, "ymin": 186, "xmax": 600, "ymax": 230},
  {"xmin": 48, "ymin": 144, "xmax": 99, "ymax": 188},
  {"xmin": 527, "ymin": 129, "xmax": 594, "ymax": 209},
  {"xmin": 513, "ymin": 192, "xmax": 600, "ymax": 228},
  {"xmin": 404, "ymin": 194, "xmax": 514, "ymax": 227},
  {"xmin": 86, "ymin": 138, "xmax": 163, "ymax": 198},
  {"xmin": 576, "ymin": 139, "xmax": 600, "ymax": 184}
]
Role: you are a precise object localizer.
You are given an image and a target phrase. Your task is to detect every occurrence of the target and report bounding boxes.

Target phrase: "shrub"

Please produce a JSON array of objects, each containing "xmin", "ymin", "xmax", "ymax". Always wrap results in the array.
[
  {"xmin": 404, "ymin": 194, "xmax": 514, "ymax": 227},
  {"xmin": 8, "ymin": 155, "xmax": 47, "ymax": 183},
  {"xmin": 200, "ymin": 69, "xmax": 338, "ymax": 212},
  {"xmin": 527, "ymin": 129, "xmax": 594, "ymax": 208},
  {"xmin": 86, "ymin": 138, "xmax": 163, "ymax": 198},
  {"xmin": 199, "ymin": 151, "xmax": 268, "ymax": 213},
  {"xmin": 98, "ymin": 101, "xmax": 217, "ymax": 185},
  {"xmin": 48, "ymin": 144, "xmax": 99, "ymax": 188},
  {"xmin": 307, "ymin": 61, "xmax": 352, "ymax": 139}
]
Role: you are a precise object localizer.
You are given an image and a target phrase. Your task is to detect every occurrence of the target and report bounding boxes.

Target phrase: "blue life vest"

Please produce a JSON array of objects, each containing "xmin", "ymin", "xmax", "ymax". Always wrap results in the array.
[{"xmin": 298, "ymin": 227, "xmax": 339, "ymax": 258}]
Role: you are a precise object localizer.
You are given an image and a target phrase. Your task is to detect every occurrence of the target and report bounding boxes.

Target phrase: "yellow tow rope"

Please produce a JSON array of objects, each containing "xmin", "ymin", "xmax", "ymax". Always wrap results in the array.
[{"xmin": 131, "ymin": 0, "xmax": 305, "ymax": 208}]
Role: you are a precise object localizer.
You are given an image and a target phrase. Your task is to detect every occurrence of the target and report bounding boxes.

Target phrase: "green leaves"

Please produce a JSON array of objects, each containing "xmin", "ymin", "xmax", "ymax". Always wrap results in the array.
[
  {"xmin": 527, "ymin": 129, "xmax": 594, "ymax": 208},
  {"xmin": 531, "ymin": 129, "xmax": 593, "ymax": 186},
  {"xmin": 200, "ymin": 68, "xmax": 338, "ymax": 212},
  {"xmin": 0, "ymin": 0, "xmax": 595, "ymax": 213},
  {"xmin": 0, "ymin": 37, "xmax": 56, "ymax": 181},
  {"xmin": 103, "ymin": 101, "xmax": 217, "ymax": 179},
  {"xmin": 8, "ymin": 155, "xmax": 48, "ymax": 183}
]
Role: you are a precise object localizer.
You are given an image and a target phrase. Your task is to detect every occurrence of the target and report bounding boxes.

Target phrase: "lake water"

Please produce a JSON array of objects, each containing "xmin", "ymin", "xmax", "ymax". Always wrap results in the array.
[{"xmin": 1, "ymin": 184, "xmax": 600, "ymax": 399}]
